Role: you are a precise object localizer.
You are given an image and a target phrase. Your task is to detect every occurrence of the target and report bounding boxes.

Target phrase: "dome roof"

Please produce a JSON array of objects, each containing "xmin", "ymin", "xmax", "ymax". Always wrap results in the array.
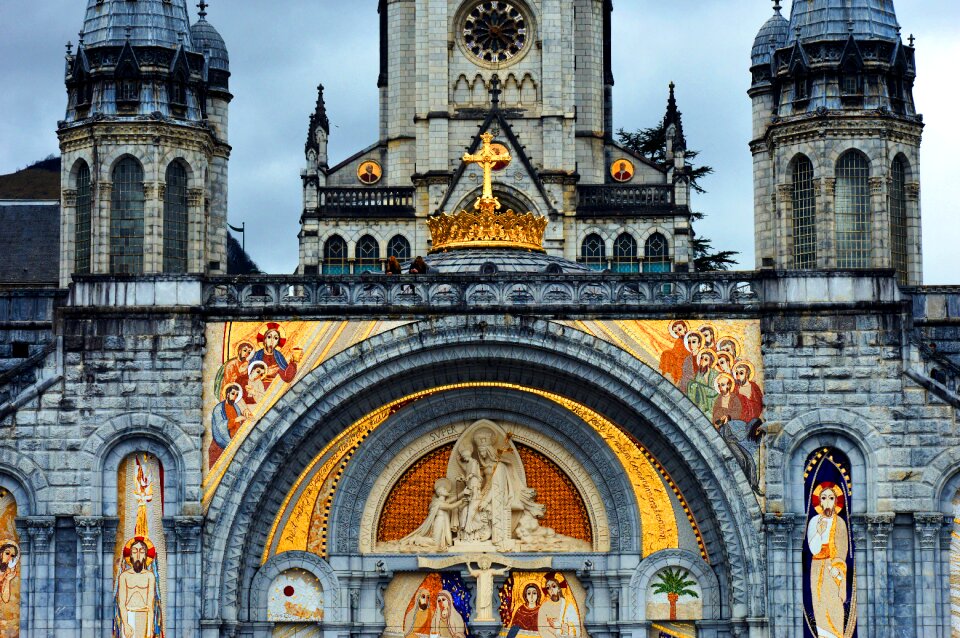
[
  {"xmin": 190, "ymin": 17, "xmax": 229, "ymax": 71},
  {"xmin": 752, "ymin": 10, "xmax": 790, "ymax": 66},
  {"xmin": 418, "ymin": 249, "xmax": 592, "ymax": 275},
  {"xmin": 81, "ymin": 0, "xmax": 193, "ymax": 49},
  {"xmin": 786, "ymin": 0, "xmax": 901, "ymax": 44}
]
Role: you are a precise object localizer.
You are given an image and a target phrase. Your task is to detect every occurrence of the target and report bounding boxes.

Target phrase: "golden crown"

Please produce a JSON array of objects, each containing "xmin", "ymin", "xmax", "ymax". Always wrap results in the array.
[{"xmin": 428, "ymin": 133, "xmax": 548, "ymax": 253}]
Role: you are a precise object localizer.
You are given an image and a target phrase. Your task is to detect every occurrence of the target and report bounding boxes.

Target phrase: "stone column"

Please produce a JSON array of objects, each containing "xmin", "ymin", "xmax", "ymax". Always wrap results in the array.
[
  {"xmin": 765, "ymin": 513, "xmax": 795, "ymax": 638},
  {"xmin": 866, "ymin": 514, "xmax": 894, "ymax": 638},
  {"xmin": 75, "ymin": 516, "xmax": 104, "ymax": 636},
  {"xmin": 791, "ymin": 515, "xmax": 807, "ymax": 638},
  {"xmin": 913, "ymin": 513, "xmax": 944, "ymax": 638},
  {"xmin": 176, "ymin": 516, "xmax": 203, "ymax": 637},
  {"xmin": 24, "ymin": 517, "xmax": 55, "ymax": 635},
  {"xmin": 187, "ymin": 187, "xmax": 205, "ymax": 273},
  {"xmin": 939, "ymin": 518, "xmax": 955, "ymax": 638},
  {"xmin": 97, "ymin": 182, "xmax": 113, "ymax": 273}
]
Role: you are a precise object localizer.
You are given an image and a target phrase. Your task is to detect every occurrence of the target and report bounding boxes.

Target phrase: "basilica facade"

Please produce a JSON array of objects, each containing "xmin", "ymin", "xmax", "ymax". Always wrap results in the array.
[{"xmin": 0, "ymin": 1, "xmax": 958, "ymax": 638}]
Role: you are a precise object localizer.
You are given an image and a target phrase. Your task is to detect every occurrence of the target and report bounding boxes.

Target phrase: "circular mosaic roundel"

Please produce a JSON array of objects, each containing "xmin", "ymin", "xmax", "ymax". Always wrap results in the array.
[{"xmin": 462, "ymin": 1, "xmax": 529, "ymax": 64}]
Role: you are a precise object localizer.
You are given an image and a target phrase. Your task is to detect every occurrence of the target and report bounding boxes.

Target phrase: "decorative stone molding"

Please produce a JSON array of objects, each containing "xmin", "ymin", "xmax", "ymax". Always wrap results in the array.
[
  {"xmin": 157, "ymin": 183, "xmax": 166, "ymax": 201},
  {"xmin": 188, "ymin": 188, "xmax": 205, "ymax": 207},
  {"xmin": 905, "ymin": 181, "xmax": 920, "ymax": 200},
  {"xmin": 823, "ymin": 178, "xmax": 836, "ymax": 197},
  {"xmin": 764, "ymin": 513, "xmax": 796, "ymax": 550},
  {"xmin": 175, "ymin": 516, "xmax": 203, "ymax": 552},
  {"xmin": 777, "ymin": 183, "xmax": 793, "ymax": 203},
  {"xmin": 143, "ymin": 183, "xmax": 158, "ymax": 200},
  {"xmin": 869, "ymin": 177, "xmax": 885, "ymax": 194},
  {"xmin": 866, "ymin": 513, "xmax": 894, "ymax": 550},
  {"xmin": 24, "ymin": 517, "xmax": 56, "ymax": 552},
  {"xmin": 63, "ymin": 189, "xmax": 78, "ymax": 207},
  {"xmin": 74, "ymin": 516, "xmax": 103, "ymax": 553},
  {"xmin": 913, "ymin": 512, "xmax": 944, "ymax": 550}
]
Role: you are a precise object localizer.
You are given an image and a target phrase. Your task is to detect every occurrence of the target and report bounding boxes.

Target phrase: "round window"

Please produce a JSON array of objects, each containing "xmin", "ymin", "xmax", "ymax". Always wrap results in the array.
[{"xmin": 461, "ymin": 1, "xmax": 531, "ymax": 66}]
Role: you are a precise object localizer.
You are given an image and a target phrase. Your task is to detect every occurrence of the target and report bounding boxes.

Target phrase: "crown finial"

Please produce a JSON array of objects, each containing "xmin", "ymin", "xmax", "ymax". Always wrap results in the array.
[
  {"xmin": 772, "ymin": 0, "xmax": 782, "ymax": 14},
  {"xmin": 197, "ymin": 1, "xmax": 208, "ymax": 19},
  {"xmin": 908, "ymin": 33, "xmax": 916, "ymax": 47}
]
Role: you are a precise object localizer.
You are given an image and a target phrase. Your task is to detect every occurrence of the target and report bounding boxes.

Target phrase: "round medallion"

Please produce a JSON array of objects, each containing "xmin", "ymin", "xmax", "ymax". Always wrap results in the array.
[
  {"xmin": 462, "ymin": 1, "xmax": 530, "ymax": 65},
  {"xmin": 611, "ymin": 158, "xmax": 635, "ymax": 183},
  {"xmin": 357, "ymin": 160, "xmax": 383, "ymax": 185},
  {"xmin": 490, "ymin": 142, "xmax": 510, "ymax": 171}
]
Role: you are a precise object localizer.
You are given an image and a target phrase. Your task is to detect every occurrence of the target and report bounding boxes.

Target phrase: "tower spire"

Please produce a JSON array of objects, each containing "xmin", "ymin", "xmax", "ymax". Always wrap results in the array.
[
  {"xmin": 198, "ymin": 0, "xmax": 209, "ymax": 20},
  {"xmin": 663, "ymin": 82, "xmax": 686, "ymax": 153}
]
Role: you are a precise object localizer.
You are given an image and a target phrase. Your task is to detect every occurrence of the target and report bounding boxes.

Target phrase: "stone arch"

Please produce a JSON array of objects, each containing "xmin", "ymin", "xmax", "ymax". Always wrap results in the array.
[
  {"xmin": 68, "ymin": 156, "xmax": 93, "ymax": 184},
  {"xmin": 828, "ymin": 146, "xmax": 872, "ymax": 173},
  {"xmin": 638, "ymin": 226, "xmax": 673, "ymax": 245},
  {"xmin": 203, "ymin": 317, "xmax": 764, "ymax": 624},
  {"xmin": 81, "ymin": 412, "xmax": 197, "ymax": 517},
  {"xmin": 629, "ymin": 548, "xmax": 721, "ymax": 621},
  {"xmin": 453, "ymin": 183, "xmax": 541, "ymax": 218},
  {"xmin": 106, "ymin": 151, "xmax": 146, "ymax": 178},
  {"xmin": 922, "ymin": 446, "xmax": 960, "ymax": 514},
  {"xmin": 0, "ymin": 448, "xmax": 49, "ymax": 517},
  {"xmin": 773, "ymin": 408, "xmax": 882, "ymax": 514},
  {"xmin": 249, "ymin": 551, "xmax": 342, "ymax": 623},
  {"xmin": 786, "ymin": 151, "xmax": 816, "ymax": 178}
]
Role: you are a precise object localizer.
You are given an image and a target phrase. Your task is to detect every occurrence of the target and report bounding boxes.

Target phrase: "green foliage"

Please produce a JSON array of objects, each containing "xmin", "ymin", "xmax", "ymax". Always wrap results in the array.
[
  {"xmin": 651, "ymin": 568, "xmax": 700, "ymax": 599},
  {"xmin": 616, "ymin": 123, "xmax": 738, "ymax": 272}
]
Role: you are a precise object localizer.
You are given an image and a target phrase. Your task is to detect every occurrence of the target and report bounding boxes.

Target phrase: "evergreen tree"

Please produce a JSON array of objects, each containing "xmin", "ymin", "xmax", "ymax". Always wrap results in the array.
[{"xmin": 617, "ymin": 123, "xmax": 738, "ymax": 272}]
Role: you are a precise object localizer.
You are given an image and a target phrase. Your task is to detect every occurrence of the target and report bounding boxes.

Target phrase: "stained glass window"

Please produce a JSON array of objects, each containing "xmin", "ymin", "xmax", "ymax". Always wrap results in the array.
[
  {"xmin": 889, "ymin": 157, "xmax": 909, "ymax": 285},
  {"xmin": 323, "ymin": 235, "xmax": 348, "ymax": 274},
  {"xmin": 792, "ymin": 156, "xmax": 817, "ymax": 269},
  {"xmin": 110, "ymin": 158, "xmax": 145, "ymax": 275},
  {"xmin": 75, "ymin": 161, "xmax": 92, "ymax": 274},
  {"xmin": 613, "ymin": 233, "xmax": 639, "ymax": 273},
  {"xmin": 462, "ymin": 1, "xmax": 529, "ymax": 64},
  {"xmin": 579, "ymin": 234, "xmax": 606, "ymax": 271},
  {"xmin": 355, "ymin": 235, "xmax": 380, "ymax": 273},
  {"xmin": 835, "ymin": 151, "xmax": 871, "ymax": 269},
  {"xmin": 644, "ymin": 233, "xmax": 672, "ymax": 273},
  {"xmin": 387, "ymin": 235, "xmax": 411, "ymax": 261},
  {"xmin": 163, "ymin": 161, "xmax": 189, "ymax": 274}
]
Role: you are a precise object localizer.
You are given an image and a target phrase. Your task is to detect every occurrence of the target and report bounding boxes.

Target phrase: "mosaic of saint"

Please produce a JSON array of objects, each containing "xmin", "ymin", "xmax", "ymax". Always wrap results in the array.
[
  {"xmin": 0, "ymin": 490, "xmax": 20, "ymax": 638},
  {"xmin": 498, "ymin": 572, "xmax": 584, "ymax": 638},
  {"xmin": 113, "ymin": 454, "xmax": 166, "ymax": 638},
  {"xmin": 803, "ymin": 449, "xmax": 856, "ymax": 638},
  {"xmin": 385, "ymin": 573, "xmax": 471, "ymax": 638}
]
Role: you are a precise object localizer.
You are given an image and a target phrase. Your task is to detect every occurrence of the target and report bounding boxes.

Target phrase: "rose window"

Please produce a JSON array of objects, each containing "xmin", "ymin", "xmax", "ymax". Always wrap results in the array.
[{"xmin": 462, "ymin": 1, "xmax": 529, "ymax": 64}]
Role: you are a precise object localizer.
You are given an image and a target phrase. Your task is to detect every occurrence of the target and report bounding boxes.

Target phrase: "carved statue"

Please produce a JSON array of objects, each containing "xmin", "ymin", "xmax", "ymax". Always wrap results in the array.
[{"xmin": 380, "ymin": 420, "xmax": 590, "ymax": 553}]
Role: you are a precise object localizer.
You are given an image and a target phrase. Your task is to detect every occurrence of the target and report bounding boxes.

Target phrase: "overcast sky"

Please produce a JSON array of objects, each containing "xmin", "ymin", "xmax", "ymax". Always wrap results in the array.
[{"xmin": 1, "ymin": 1, "xmax": 957, "ymax": 281}]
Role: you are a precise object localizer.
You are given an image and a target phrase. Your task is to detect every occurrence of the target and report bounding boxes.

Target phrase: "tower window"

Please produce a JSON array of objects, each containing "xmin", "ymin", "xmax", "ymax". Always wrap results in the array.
[
  {"xmin": 75, "ymin": 161, "xmax": 92, "ymax": 274},
  {"xmin": 76, "ymin": 82, "xmax": 93, "ymax": 107},
  {"xmin": 643, "ymin": 232, "xmax": 672, "ymax": 273},
  {"xmin": 110, "ymin": 158, "xmax": 145, "ymax": 275},
  {"xmin": 355, "ymin": 235, "xmax": 380, "ymax": 273},
  {"xmin": 117, "ymin": 79, "xmax": 140, "ymax": 104},
  {"xmin": 889, "ymin": 157, "xmax": 909, "ymax": 285},
  {"xmin": 835, "ymin": 151, "xmax": 871, "ymax": 269},
  {"xmin": 579, "ymin": 233, "xmax": 606, "ymax": 271},
  {"xmin": 171, "ymin": 81, "xmax": 187, "ymax": 106},
  {"xmin": 794, "ymin": 77, "xmax": 809, "ymax": 101},
  {"xmin": 387, "ymin": 235, "xmax": 411, "ymax": 261},
  {"xmin": 612, "ymin": 233, "xmax": 639, "ymax": 273},
  {"xmin": 322, "ymin": 235, "xmax": 348, "ymax": 274},
  {"xmin": 841, "ymin": 73, "xmax": 861, "ymax": 96},
  {"xmin": 163, "ymin": 161, "xmax": 189, "ymax": 273},
  {"xmin": 791, "ymin": 156, "xmax": 817, "ymax": 269}
]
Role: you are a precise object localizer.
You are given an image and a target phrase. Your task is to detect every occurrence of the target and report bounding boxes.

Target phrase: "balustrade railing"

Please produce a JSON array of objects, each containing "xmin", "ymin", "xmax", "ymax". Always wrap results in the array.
[
  {"xmin": 577, "ymin": 185, "xmax": 675, "ymax": 216},
  {"xmin": 311, "ymin": 187, "xmax": 416, "ymax": 218}
]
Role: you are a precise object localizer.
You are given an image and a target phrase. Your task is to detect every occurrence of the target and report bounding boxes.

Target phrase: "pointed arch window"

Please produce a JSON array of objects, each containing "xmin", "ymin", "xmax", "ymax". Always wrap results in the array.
[
  {"xmin": 835, "ymin": 151, "xmax": 871, "ymax": 269},
  {"xmin": 387, "ymin": 235, "xmax": 411, "ymax": 261},
  {"xmin": 889, "ymin": 157, "xmax": 909, "ymax": 285},
  {"xmin": 355, "ymin": 235, "xmax": 381, "ymax": 273},
  {"xmin": 791, "ymin": 155, "xmax": 817, "ymax": 269},
  {"xmin": 579, "ymin": 233, "xmax": 606, "ymax": 271},
  {"xmin": 75, "ymin": 161, "xmax": 92, "ymax": 274},
  {"xmin": 322, "ymin": 235, "xmax": 349, "ymax": 274},
  {"xmin": 110, "ymin": 158, "xmax": 145, "ymax": 275},
  {"xmin": 612, "ymin": 233, "xmax": 639, "ymax": 273},
  {"xmin": 643, "ymin": 232, "xmax": 672, "ymax": 273},
  {"xmin": 163, "ymin": 161, "xmax": 189, "ymax": 273}
]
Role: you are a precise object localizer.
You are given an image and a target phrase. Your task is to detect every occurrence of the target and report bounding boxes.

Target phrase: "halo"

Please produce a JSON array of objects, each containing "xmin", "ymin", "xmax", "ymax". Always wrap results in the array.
[
  {"xmin": 684, "ymin": 332, "xmax": 702, "ymax": 353},
  {"xmin": 543, "ymin": 571, "xmax": 568, "ymax": 589},
  {"xmin": 715, "ymin": 351, "xmax": 734, "ymax": 368},
  {"xmin": 714, "ymin": 373, "xmax": 735, "ymax": 394},
  {"xmin": 223, "ymin": 382, "xmax": 243, "ymax": 400},
  {"xmin": 716, "ymin": 336, "xmax": 742, "ymax": 357},
  {"xmin": 697, "ymin": 324, "xmax": 716, "ymax": 337},
  {"xmin": 434, "ymin": 477, "xmax": 455, "ymax": 494},
  {"xmin": 236, "ymin": 340, "xmax": 254, "ymax": 354},
  {"xmin": 812, "ymin": 482, "xmax": 845, "ymax": 514},
  {"xmin": 122, "ymin": 535, "xmax": 157, "ymax": 568},
  {"xmin": 257, "ymin": 322, "xmax": 287, "ymax": 349},
  {"xmin": 247, "ymin": 360, "xmax": 268, "ymax": 376},
  {"xmin": 668, "ymin": 320, "xmax": 688, "ymax": 339},
  {"xmin": 0, "ymin": 539, "xmax": 18, "ymax": 554},
  {"xmin": 733, "ymin": 359, "xmax": 756, "ymax": 381},
  {"xmin": 697, "ymin": 349, "xmax": 717, "ymax": 365}
]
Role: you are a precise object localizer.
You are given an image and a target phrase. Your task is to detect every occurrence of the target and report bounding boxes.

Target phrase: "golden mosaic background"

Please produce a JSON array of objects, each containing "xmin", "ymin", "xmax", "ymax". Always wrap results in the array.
[{"xmin": 376, "ymin": 443, "xmax": 592, "ymax": 543}]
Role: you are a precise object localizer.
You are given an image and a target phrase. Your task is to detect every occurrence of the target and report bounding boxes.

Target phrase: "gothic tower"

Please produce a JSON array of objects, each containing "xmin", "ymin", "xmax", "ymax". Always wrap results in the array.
[
  {"xmin": 750, "ymin": 0, "xmax": 923, "ymax": 285},
  {"xmin": 58, "ymin": 0, "xmax": 232, "ymax": 287}
]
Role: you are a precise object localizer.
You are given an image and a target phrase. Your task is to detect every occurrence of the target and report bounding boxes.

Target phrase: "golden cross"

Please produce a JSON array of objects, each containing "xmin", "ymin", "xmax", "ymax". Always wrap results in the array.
[{"xmin": 463, "ymin": 133, "xmax": 511, "ymax": 202}]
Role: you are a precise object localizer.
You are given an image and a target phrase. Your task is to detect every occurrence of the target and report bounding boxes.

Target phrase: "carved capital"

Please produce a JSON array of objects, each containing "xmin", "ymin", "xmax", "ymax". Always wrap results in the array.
[
  {"xmin": 74, "ymin": 516, "xmax": 103, "ymax": 553},
  {"xmin": 823, "ymin": 177, "xmax": 836, "ymax": 197},
  {"xmin": 777, "ymin": 183, "xmax": 793, "ymax": 203},
  {"xmin": 99, "ymin": 182, "xmax": 113, "ymax": 201},
  {"xmin": 764, "ymin": 513, "xmax": 797, "ymax": 550},
  {"xmin": 63, "ymin": 189, "xmax": 78, "ymax": 207},
  {"xmin": 157, "ymin": 183, "xmax": 166, "ymax": 201},
  {"xmin": 24, "ymin": 517, "xmax": 56, "ymax": 552},
  {"xmin": 175, "ymin": 516, "xmax": 203, "ymax": 552},
  {"xmin": 850, "ymin": 514, "xmax": 868, "ymax": 546},
  {"xmin": 187, "ymin": 187, "xmax": 205, "ymax": 207},
  {"xmin": 143, "ymin": 182, "xmax": 158, "ymax": 200},
  {"xmin": 905, "ymin": 181, "xmax": 920, "ymax": 200},
  {"xmin": 866, "ymin": 513, "xmax": 895, "ymax": 549},
  {"xmin": 811, "ymin": 177, "xmax": 823, "ymax": 195},
  {"xmin": 869, "ymin": 176, "xmax": 885, "ymax": 194},
  {"xmin": 913, "ymin": 512, "xmax": 944, "ymax": 550}
]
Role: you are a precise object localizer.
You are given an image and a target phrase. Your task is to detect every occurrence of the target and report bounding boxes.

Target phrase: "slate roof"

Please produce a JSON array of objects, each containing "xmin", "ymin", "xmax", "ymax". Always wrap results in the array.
[
  {"xmin": 424, "ymin": 249, "xmax": 591, "ymax": 274},
  {"xmin": 81, "ymin": 0, "xmax": 194, "ymax": 49},
  {"xmin": 0, "ymin": 204, "xmax": 60, "ymax": 286},
  {"xmin": 190, "ymin": 17, "xmax": 229, "ymax": 71},
  {"xmin": 787, "ymin": 0, "xmax": 901, "ymax": 44},
  {"xmin": 753, "ymin": 9, "xmax": 790, "ymax": 66}
]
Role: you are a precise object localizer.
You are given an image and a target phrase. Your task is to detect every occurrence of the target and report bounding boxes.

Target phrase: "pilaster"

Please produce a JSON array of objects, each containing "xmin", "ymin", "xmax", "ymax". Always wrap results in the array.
[
  {"xmin": 765, "ymin": 513, "xmax": 796, "ymax": 638},
  {"xmin": 866, "ymin": 513, "xmax": 894, "ymax": 638},
  {"xmin": 24, "ymin": 517, "xmax": 56, "ymax": 635},
  {"xmin": 75, "ymin": 516, "xmax": 104, "ymax": 636},
  {"xmin": 913, "ymin": 512, "xmax": 944, "ymax": 637},
  {"xmin": 176, "ymin": 516, "xmax": 204, "ymax": 637}
]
